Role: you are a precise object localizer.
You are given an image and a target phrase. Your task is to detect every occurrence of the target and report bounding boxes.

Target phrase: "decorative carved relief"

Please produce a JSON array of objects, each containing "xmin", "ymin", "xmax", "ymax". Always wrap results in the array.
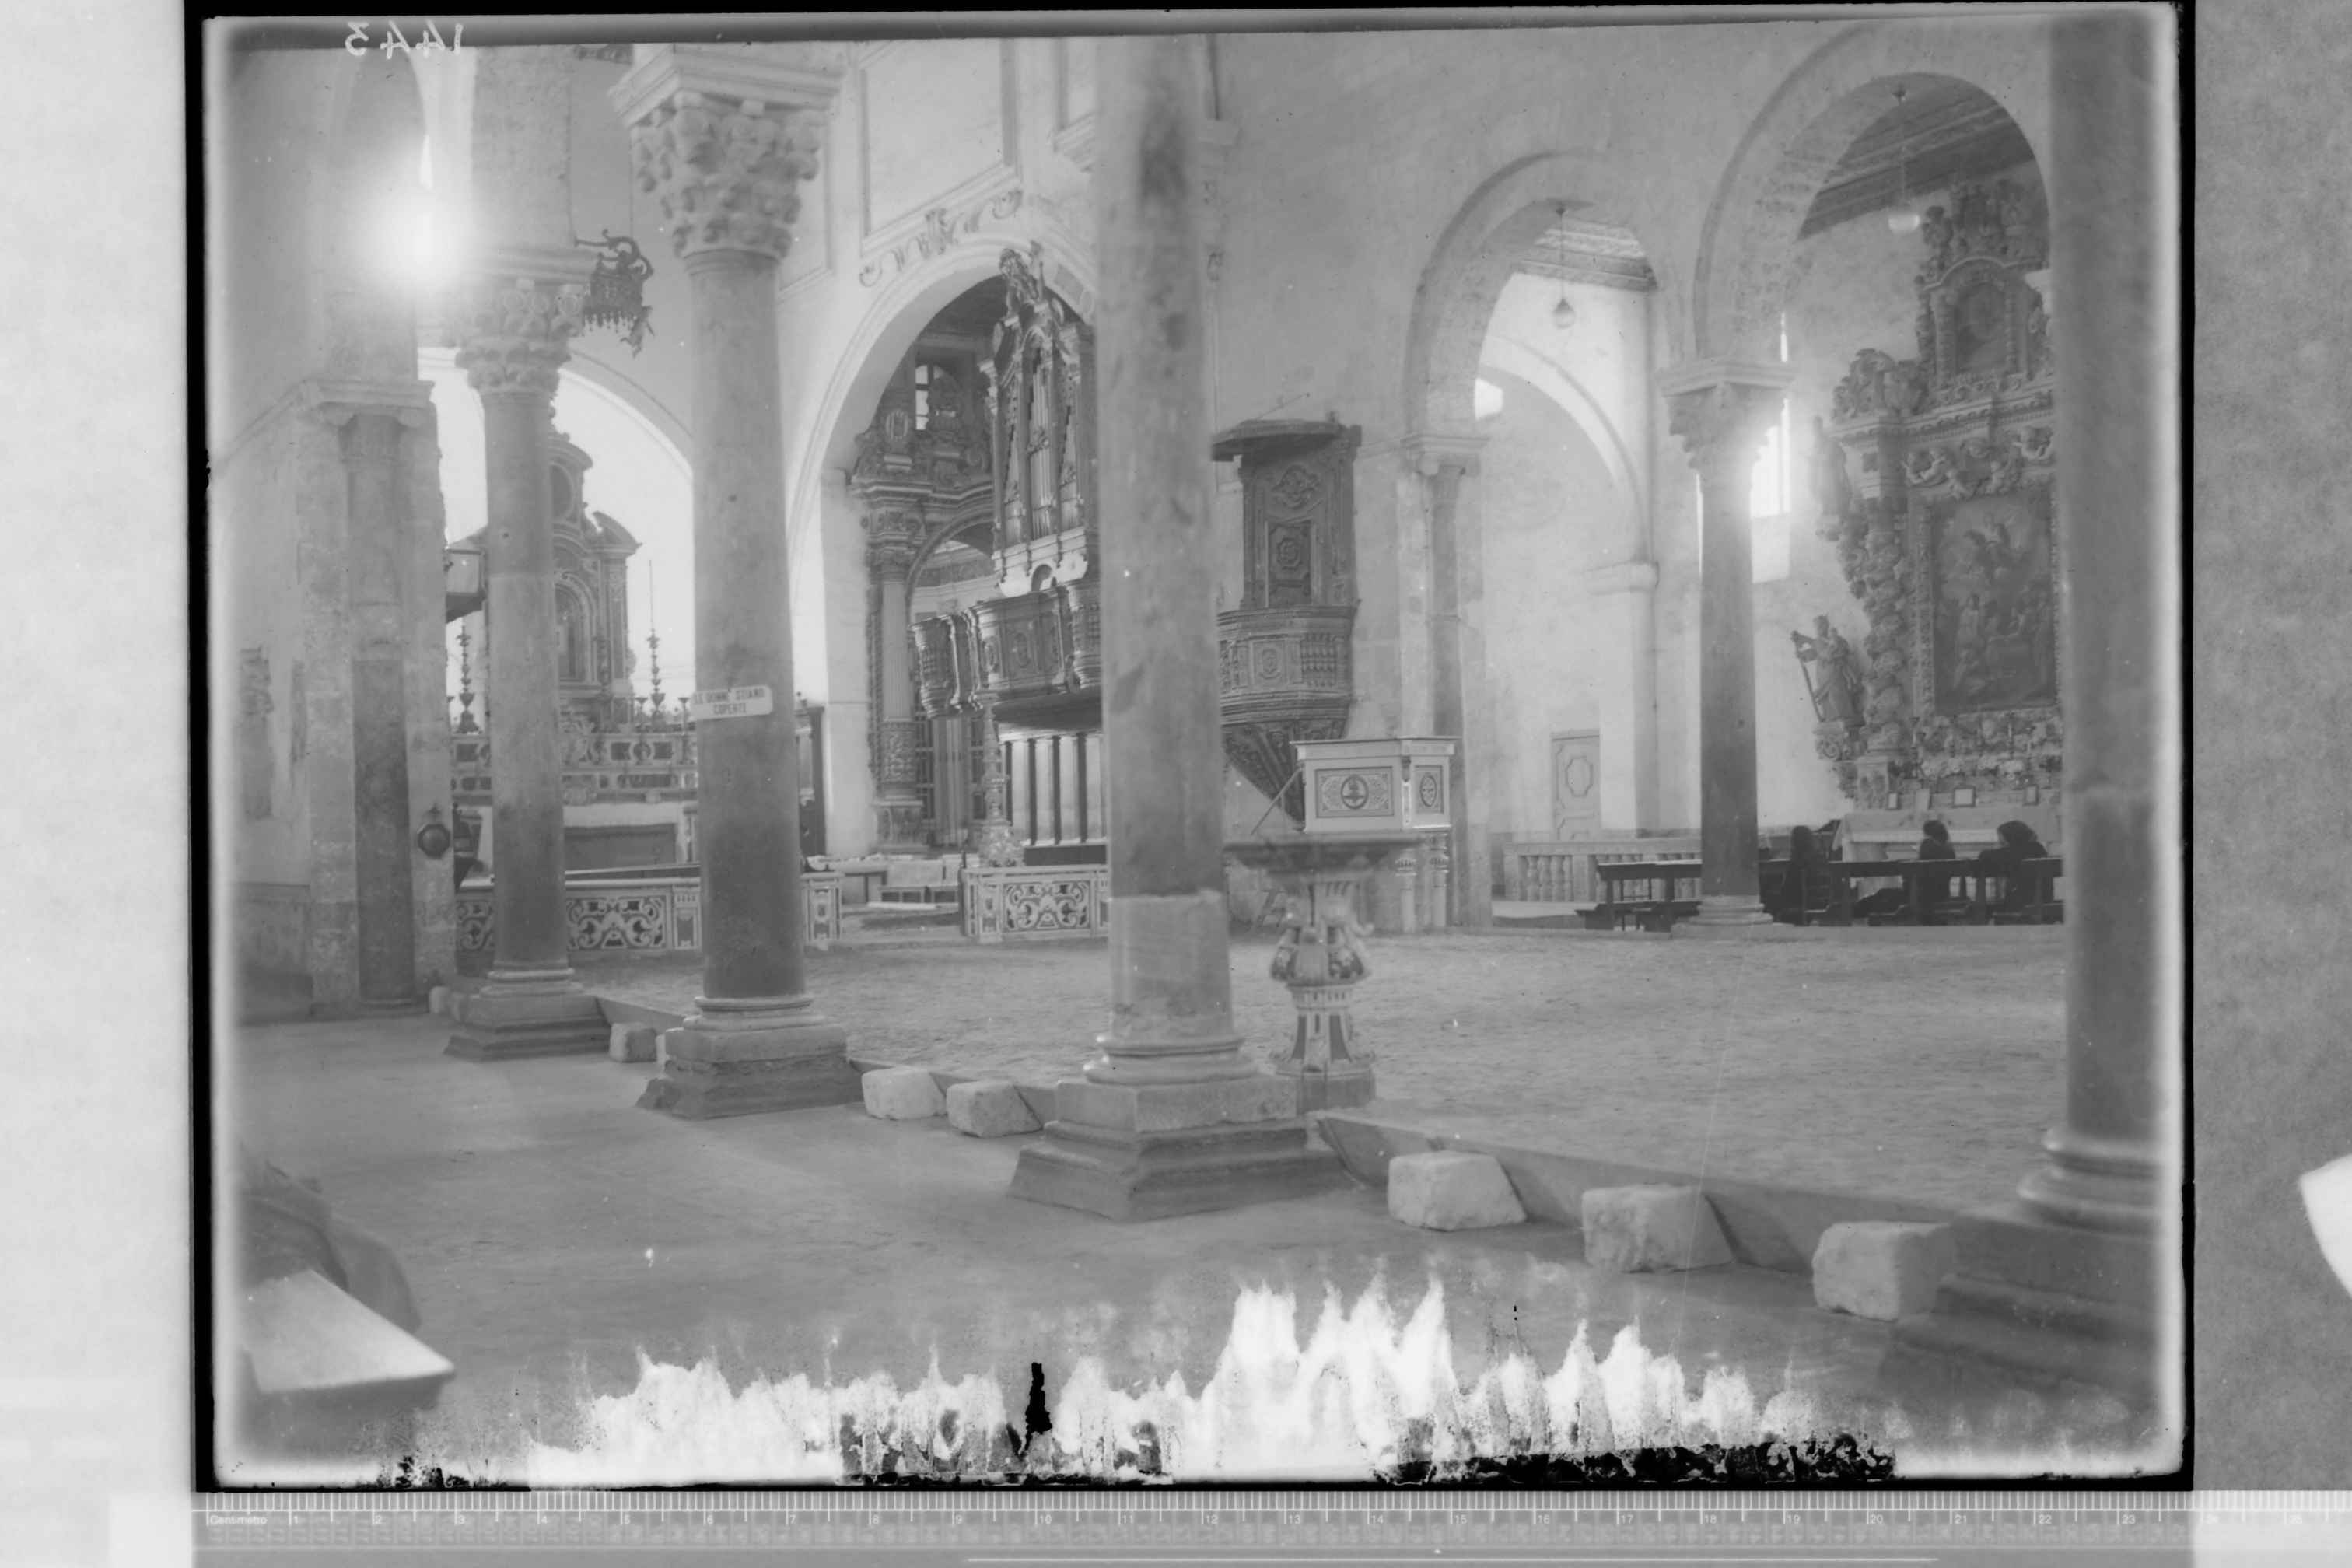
[
  {"xmin": 857, "ymin": 188, "xmax": 1025, "ymax": 286},
  {"xmin": 629, "ymin": 91, "xmax": 827, "ymax": 261}
]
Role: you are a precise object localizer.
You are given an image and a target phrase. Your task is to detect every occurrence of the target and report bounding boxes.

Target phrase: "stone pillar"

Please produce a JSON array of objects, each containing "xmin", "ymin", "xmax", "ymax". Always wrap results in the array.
[
  {"xmin": 445, "ymin": 267, "xmax": 607, "ymax": 1059},
  {"xmin": 1412, "ymin": 432, "xmax": 1493, "ymax": 927},
  {"xmin": 616, "ymin": 49, "xmax": 860, "ymax": 1118},
  {"xmin": 866, "ymin": 523, "xmax": 926, "ymax": 852},
  {"xmin": 969, "ymin": 693, "xmax": 1022, "ymax": 866},
  {"xmin": 1658, "ymin": 361, "xmax": 1793, "ymax": 926},
  {"xmin": 345, "ymin": 408, "xmax": 422, "ymax": 1010},
  {"xmin": 1882, "ymin": 12, "xmax": 2178, "ymax": 1455},
  {"xmin": 1586, "ymin": 559, "xmax": 1662, "ymax": 830},
  {"xmin": 1009, "ymin": 37, "xmax": 1342, "ymax": 1220}
]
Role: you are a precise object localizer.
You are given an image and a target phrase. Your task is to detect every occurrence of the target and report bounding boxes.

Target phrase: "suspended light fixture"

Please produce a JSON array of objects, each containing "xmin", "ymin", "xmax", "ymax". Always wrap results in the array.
[
  {"xmin": 1549, "ymin": 203, "xmax": 1577, "ymax": 330},
  {"xmin": 1885, "ymin": 85, "xmax": 1924, "ymax": 236}
]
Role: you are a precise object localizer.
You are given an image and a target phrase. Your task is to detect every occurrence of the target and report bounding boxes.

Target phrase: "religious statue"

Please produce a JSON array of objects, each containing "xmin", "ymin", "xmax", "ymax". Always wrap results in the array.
[{"xmin": 1792, "ymin": 614, "xmax": 1865, "ymax": 728}]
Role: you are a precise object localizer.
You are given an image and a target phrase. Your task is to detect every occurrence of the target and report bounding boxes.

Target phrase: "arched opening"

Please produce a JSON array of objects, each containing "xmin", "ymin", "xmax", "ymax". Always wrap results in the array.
[
  {"xmin": 826, "ymin": 257, "xmax": 1104, "ymax": 860},
  {"xmin": 1411, "ymin": 177, "xmax": 1667, "ymax": 859},
  {"xmin": 1703, "ymin": 42, "xmax": 2061, "ymax": 849}
]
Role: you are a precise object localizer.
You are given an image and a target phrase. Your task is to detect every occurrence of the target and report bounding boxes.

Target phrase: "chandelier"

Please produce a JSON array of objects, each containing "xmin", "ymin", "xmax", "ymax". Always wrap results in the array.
[{"xmin": 576, "ymin": 230, "xmax": 655, "ymax": 355}]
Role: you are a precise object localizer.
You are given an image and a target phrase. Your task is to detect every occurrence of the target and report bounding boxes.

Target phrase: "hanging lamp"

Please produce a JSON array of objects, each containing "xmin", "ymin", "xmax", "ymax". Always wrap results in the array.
[
  {"xmin": 1885, "ymin": 85, "xmax": 1924, "ymax": 236},
  {"xmin": 1549, "ymin": 203, "xmax": 1577, "ymax": 330}
]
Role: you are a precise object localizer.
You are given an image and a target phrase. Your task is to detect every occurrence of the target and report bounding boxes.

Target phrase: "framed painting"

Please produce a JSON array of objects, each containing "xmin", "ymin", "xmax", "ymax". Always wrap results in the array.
[{"xmin": 1921, "ymin": 483, "xmax": 2058, "ymax": 716}]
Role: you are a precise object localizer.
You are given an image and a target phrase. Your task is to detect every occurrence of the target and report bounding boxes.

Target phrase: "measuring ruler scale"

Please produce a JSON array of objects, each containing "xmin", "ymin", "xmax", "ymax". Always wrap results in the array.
[{"xmin": 190, "ymin": 1490, "xmax": 2352, "ymax": 1560}]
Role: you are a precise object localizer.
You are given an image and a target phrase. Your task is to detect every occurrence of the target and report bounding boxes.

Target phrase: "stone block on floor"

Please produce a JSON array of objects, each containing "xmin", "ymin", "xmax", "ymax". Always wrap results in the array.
[
  {"xmin": 1811, "ymin": 1221, "xmax": 1957, "ymax": 1321},
  {"xmin": 1387, "ymin": 1152, "xmax": 1526, "ymax": 1231},
  {"xmin": 427, "ymin": 985, "xmax": 450, "ymax": 1017},
  {"xmin": 947, "ymin": 1080, "xmax": 1043, "ymax": 1138},
  {"xmin": 863, "ymin": 1066, "xmax": 946, "ymax": 1121},
  {"xmin": 608, "ymin": 1023, "xmax": 657, "ymax": 1064},
  {"xmin": 1580, "ymin": 1185, "xmax": 1732, "ymax": 1272}
]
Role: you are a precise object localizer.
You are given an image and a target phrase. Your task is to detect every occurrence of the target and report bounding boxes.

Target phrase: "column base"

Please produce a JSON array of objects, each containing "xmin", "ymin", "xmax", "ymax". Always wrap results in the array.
[
  {"xmin": 637, "ymin": 1008, "xmax": 859, "ymax": 1120},
  {"xmin": 1685, "ymin": 895, "xmax": 1774, "ymax": 927},
  {"xmin": 359, "ymin": 994, "xmax": 427, "ymax": 1017},
  {"xmin": 1272, "ymin": 1063, "xmax": 1377, "ymax": 1113},
  {"xmin": 445, "ymin": 982, "xmax": 606, "ymax": 1060},
  {"xmin": 1008, "ymin": 1075, "xmax": 1350, "ymax": 1220},
  {"xmin": 1878, "ymin": 1200, "xmax": 2170, "ymax": 1456}
]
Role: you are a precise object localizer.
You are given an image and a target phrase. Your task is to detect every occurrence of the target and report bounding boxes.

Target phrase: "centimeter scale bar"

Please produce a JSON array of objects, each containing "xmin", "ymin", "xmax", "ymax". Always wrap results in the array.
[{"xmin": 191, "ymin": 1491, "xmax": 2352, "ymax": 1554}]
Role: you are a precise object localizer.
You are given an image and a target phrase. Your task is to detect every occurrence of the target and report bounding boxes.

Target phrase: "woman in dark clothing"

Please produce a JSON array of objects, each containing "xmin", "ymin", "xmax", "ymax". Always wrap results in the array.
[
  {"xmin": 1769, "ymin": 825, "xmax": 1819, "ymax": 923},
  {"xmin": 1916, "ymin": 817, "xmax": 1958, "ymax": 920},
  {"xmin": 1976, "ymin": 818, "xmax": 2051, "ymax": 912}
]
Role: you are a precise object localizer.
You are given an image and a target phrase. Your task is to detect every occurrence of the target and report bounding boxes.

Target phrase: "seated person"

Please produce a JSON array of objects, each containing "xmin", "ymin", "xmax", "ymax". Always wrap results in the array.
[
  {"xmin": 1916, "ymin": 817, "xmax": 1958, "ymax": 919},
  {"xmin": 1768, "ymin": 824, "xmax": 1824, "ymax": 923},
  {"xmin": 1975, "ymin": 818, "xmax": 2052, "ymax": 911}
]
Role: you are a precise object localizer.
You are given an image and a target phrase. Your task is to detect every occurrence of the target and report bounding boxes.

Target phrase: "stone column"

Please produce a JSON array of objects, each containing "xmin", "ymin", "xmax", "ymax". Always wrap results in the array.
[
  {"xmin": 1586, "ymin": 560, "xmax": 1662, "ymax": 829},
  {"xmin": 1883, "ymin": 11, "xmax": 2177, "ymax": 1455},
  {"xmin": 445, "ymin": 268, "xmax": 607, "ymax": 1059},
  {"xmin": 1009, "ymin": 37, "xmax": 1342, "ymax": 1220},
  {"xmin": 866, "ymin": 520, "xmax": 926, "ymax": 852},
  {"xmin": 1658, "ymin": 361, "xmax": 1794, "ymax": 926},
  {"xmin": 615, "ymin": 49, "xmax": 859, "ymax": 1118},
  {"xmin": 345, "ymin": 408, "xmax": 421, "ymax": 1010},
  {"xmin": 1412, "ymin": 432, "xmax": 1493, "ymax": 927}
]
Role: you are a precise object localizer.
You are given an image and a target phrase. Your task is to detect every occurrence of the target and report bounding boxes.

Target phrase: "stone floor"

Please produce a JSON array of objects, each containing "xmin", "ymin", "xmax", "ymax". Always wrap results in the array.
[
  {"xmin": 576, "ymin": 924, "xmax": 2068, "ymax": 1215},
  {"xmin": 228, "ymin": 1013, "xmax": 1925, "ymax": 1486}
]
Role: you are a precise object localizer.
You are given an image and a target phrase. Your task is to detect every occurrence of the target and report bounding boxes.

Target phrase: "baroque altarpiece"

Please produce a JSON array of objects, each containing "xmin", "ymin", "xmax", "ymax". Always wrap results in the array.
[
  {"xmin": 1815, "ymin": 177, "xmax": 2062, "ymax": 813},
  {"xmin": 860, "ymin": 246, "xmax": 1105, "ymax": 863}
]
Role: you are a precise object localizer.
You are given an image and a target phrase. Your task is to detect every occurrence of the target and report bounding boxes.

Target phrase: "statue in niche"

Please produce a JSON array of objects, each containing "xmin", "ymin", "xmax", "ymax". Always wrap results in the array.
[{"xmin": 1793, "ymin": 616, "xmax": 1865, "ymax": 729}]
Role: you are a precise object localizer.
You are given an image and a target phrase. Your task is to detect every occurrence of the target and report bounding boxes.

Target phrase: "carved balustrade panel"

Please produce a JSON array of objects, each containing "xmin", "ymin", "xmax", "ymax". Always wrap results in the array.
[
  {"xmin": 961, "ymin": 865, "xmax": 1111, "ymax": 943},
  {"xmin": 456, "ymin": 872, "xmax": 841, "ymax": 966}
]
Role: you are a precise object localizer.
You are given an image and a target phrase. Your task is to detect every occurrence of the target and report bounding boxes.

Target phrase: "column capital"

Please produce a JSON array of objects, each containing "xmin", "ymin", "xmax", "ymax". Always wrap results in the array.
[
  {"xmin": 613, "ymin": 47, "xmax": 842, "ymax": 264},
  {"xmin": 1658, "ymin": 358, "xmax": 1794, "ymax": 478},
  {"xmin": 301, "ymin": 378, "xmax": 435, "ymax": 429},
  {"xmin": 450, "ymin": 272, "xmax": 587, "ymax": 397},
  {"xmin": 1399, "ymin": 429, "xmax": 1489, "ymax": 478}
]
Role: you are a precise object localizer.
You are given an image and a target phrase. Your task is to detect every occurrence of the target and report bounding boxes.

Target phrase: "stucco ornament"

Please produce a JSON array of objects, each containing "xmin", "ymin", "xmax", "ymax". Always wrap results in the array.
[
  {"xmin": 452, "ymin": 278, "xmax": 584, "ymax": 397},
  {"xmin": 631, "ymin": 90, "xmax": 824, "ymax": 261}
]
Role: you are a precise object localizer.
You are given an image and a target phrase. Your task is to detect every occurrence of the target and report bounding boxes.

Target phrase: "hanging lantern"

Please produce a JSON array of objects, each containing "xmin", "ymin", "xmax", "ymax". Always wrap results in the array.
[
  {"xmin": 1549, "ymin": 203, "xmax": 1577, "ymax": 330},
  {"xmin": 576, "ymin": 230, "xmax": 655, "ymax": 355},
  {"xmin": 1885, "ymin": 86, "xmax": 1923, "ymax": 236}
]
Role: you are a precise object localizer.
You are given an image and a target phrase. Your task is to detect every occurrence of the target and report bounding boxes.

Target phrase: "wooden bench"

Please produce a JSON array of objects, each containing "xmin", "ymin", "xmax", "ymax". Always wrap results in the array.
[
  {"xmin": 1581, "ymin": 860, "xmax": 1703, "ymax": 932},
  {"xmin": 1830, "ymin": 856, "xmax": 2065, "ymax": 925}
]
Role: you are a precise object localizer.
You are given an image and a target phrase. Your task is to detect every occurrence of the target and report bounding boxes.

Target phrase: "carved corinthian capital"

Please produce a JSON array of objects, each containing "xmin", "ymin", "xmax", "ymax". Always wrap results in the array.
[
  {"xmin": 452, "ymin": 277, "xmax": 584, "ymax": 397},
  {"xmin": 628, "ymin": 91, "xmax": 825, "ymax": 261},
  {"xmin": 613, "ymin": 48, "xmax": 842, "ymax": 262},
  {"xmin": 1659, "ymin": 359, "xmax": 1795, "ymax": 488}
]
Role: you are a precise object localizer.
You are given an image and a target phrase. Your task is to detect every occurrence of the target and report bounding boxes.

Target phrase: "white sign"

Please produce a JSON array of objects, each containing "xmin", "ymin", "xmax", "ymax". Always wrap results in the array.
[{"xmin": 688, "ymin": 685, "xmax": 775, "ymax": 722}]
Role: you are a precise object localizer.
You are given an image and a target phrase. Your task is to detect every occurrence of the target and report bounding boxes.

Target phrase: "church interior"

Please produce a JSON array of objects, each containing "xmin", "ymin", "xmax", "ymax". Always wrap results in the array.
[{"xmin": 208, "ymin": 13, "xmax": 2179, "ymax": 1482}]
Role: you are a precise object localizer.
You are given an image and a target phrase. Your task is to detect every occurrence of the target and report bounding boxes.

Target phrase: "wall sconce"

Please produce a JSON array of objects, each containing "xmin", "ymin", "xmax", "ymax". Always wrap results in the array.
[{"xmin": 415, "ymin": 805, "xmax": 453, "ymax": 860}]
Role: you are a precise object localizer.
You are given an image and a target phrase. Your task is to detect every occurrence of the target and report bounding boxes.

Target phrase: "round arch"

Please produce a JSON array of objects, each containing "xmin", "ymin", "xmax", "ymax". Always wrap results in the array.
[
  {"xmin": 1476, "ymin": 337, "xmax": 1646, "ymax": 560},
  {"xmin": 1402, "ymin": 150, "xmax": 1680, "ymax": 443},
  {"xmin": 1692, "ymin": 18, "xmax": 2053, "ymax": 362},
  {"xmin": 786, "ymin": 227, "xmax": 1098, "ymax": 582}
]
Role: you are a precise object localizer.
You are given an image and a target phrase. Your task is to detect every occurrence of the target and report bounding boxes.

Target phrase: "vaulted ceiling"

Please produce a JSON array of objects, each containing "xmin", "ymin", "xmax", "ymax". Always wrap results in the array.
[{"xmin": 1799, "ymin": 79, "xmax": 2035, "ymax": 236}]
